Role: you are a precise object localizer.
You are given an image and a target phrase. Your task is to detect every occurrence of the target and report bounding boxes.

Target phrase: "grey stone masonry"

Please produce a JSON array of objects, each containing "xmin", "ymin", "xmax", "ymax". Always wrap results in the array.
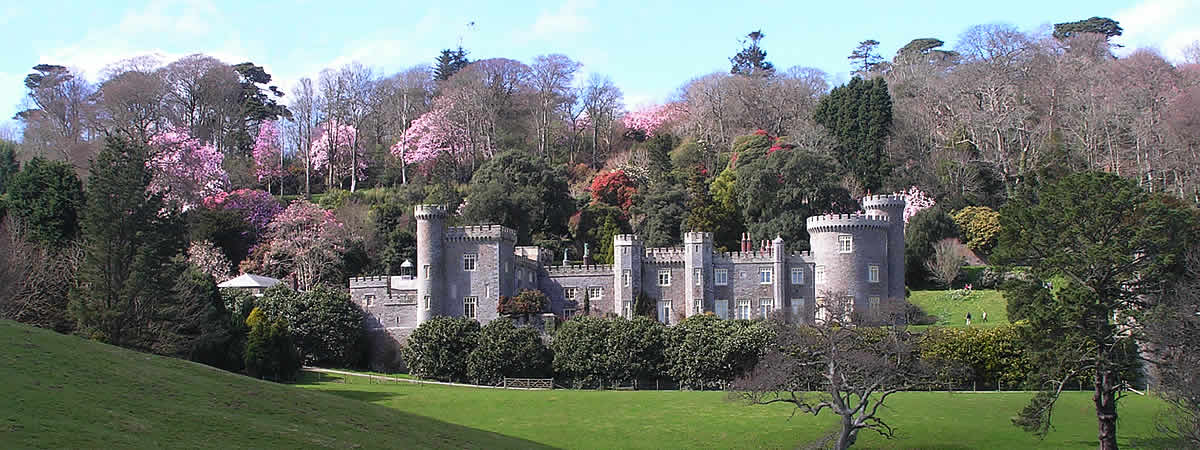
[{"xmin": 350, "ymin": 199, "xmax": 904, "ymax": 367}]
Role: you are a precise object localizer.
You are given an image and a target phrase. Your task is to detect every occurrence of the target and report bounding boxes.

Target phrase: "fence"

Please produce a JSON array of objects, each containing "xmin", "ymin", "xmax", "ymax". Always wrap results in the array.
[{"xmin": 502, "ymin": 378, "xmax": 554, "ymax": 389}]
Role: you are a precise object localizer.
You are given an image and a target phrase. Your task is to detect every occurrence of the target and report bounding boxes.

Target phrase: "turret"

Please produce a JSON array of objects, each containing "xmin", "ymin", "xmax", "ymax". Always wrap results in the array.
[
  {"xmin": 806, "ymin": 214, "xmax": 891, "ymax": 314},
  {"xmin": 684, "ymin": 232, "xmax": 714, "ymax": 317},
  {"xmin": 612, "ymin": 234, "xmax": 644, "ymax": 318},
  {"xmin": 415, "ymin": 205, "xmax": 448, "ymax": 323},
  {"xmin": 861, "ymin": 194, "xmax": 907, "ymax": 301},
  {"xmin": 772, "ymin": 235, "xmax": 786, "ymax": 317}
]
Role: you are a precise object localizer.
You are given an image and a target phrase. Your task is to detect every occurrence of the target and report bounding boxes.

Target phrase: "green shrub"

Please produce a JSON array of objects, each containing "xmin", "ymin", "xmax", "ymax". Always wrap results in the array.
[
  {"xmin": 918, "ymin": 325, "xmax": 1033, "ymax": 387},
  {"xmin": 605, "ymin": 316, "xmax": 667, "ymax": 384},
  {"xmin": 243, "ymin": 307, "xmax": 300, "ymax": 381},
  {"xmin": 665, "ymin": 315, "xmax": 774, "ymax": 390},
  {"xmin": 403, "ymin": 316, "xmax": 480, "ymax": 382},
  {"xmin": 952, "ymin": 206, "xmax": 1001, "ymax": 254},
  {"xmin": 551, "ymin": 316, "xmax": 612, "ymax": 388},
  {"xmin": 905, "ymin": 206, "xmax": 961, "ymax": 288},
  {"xmin": 467, "ymin": 319, "xmax": 551, "ymax": 385},
  {"xmin": 499, "ymin": 289, "xmax": 549, "ymax": 315},
  {"xmin": 256, "ymin": 285, "xmax": 365, "ymax": 367},
  {"xmin": 317, "ymin": 189, "xmax": 352, "ymax": 209}
]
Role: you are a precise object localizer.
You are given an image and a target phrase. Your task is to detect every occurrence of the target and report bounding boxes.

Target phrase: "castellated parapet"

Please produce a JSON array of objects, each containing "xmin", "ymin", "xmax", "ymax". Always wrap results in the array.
[
  {"xmin": 644, "ymin": 247, "xmax": 686, "ymax": 264},
  {"xmin": 445, "ymin": 225, "xmax": 517, "ymax": 242},
  {"xmin": 414, "ymin": 204, "xmax": 449, "ymax": 219},
  {"xmin": 349, "ymin": 276, "xmax": 390, "ymax": 289},
  {"xmin": 861, "ymin": 194, "xmax": 907, "ymax": 209},
  {"xmin": 805, "ymin": 214, "xmax": 891, "ymax": 231},
  {"xmin": 546, "ymin": 264, "xmax": 614, "ymax": 276}
]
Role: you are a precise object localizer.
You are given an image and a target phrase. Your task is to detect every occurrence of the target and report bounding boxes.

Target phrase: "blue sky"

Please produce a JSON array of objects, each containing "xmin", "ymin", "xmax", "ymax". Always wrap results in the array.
[{"xmin": 2, "ymin": 0, "xmax": 1199, "ymax": 133}]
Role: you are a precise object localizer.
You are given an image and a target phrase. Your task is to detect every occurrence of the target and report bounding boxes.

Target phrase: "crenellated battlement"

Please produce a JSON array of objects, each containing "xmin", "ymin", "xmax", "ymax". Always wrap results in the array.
[
  {"xmin": 806, "ymin": 214, "xmax": 891, "ymax": 231},
  {"xmin": 414, "ymin": 204, "xmax": 448, "ymax": 219},
  {"xmin": 350, "ymin": 276, "xmax": 390, "ymax": 288},
  {"xmin": 644, "ymin": 246, "xmax": 686, "ymax": 263},
  {"xmin": 716, "ymin": 250, "xmax": 776, "ymax": 263},
  {"xmin": 445, "ymin": 224, "xmax": 517, "ymax": 242},
  {"xmin": 545, "ymin": 264, "xmax": 614, "ymax": 276},
  {"xmin": 861, "ymin": 194, "xmax": 907, "ymax": 209},
  {"xmin": 683, "ymin": 231, "xmax": 714, "ymax": 243},
  {"xmin": 614, "ymin": 234, "xmax": 644, "ymax": 246}
]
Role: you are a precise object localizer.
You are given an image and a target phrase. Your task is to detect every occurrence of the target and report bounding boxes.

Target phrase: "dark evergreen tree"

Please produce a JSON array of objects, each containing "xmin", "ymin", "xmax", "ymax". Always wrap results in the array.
[
  {"xmin": 159, "ymin": 266, "xmax": 236, "ymax": 368},
  {"xmin": 633, "ymin": 181, "xmax": 686, "ymax": 248},
  {"xmin": 433, "ymin": 47, "xmax": 471, "ymax": 81},
  {"xmin": 995, "ymin": 171, "xmax": 1195, "ymax": 450},
  {"xmin": 644, "ymin": 133, "xmax": 678, "ymax": 180},
  {"xmin": 1053, "ymin": 17, "xmax": 1123, "ymax": 41},
  {"xmin": 461, "ymin": 150, "xmax": 573, "ymax": 243},
  {"xmin": 903, "ymin": 206, "xmax": 961, "ymax": 288},
  {"xmin": 814, "ymin": 77, "xmax": 894, "ymax": 193},
  {"xmin": 4, "ymin": 157, "xmax": 84, "ymax": 246},
  {"xmin": 730, "ymin": 30, "xmax": 775, "ymax": 77},
  {"xmin": 69, "ymin": 137, "xmax": 186, "ymax": 349},
  {"xmin": 0, "ymin": 140, "xmax": 18, "ymax": 195}
]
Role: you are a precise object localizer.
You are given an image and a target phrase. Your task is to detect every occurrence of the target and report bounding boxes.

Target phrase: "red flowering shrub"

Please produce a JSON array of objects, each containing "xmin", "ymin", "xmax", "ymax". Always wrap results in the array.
[
  {"xmin": 588, "ymin": 170, "xmax": 637, "ymax": 215},
  {"xmin": 499, "ymin": 289, "xmax": 549, "ymax": 315}
]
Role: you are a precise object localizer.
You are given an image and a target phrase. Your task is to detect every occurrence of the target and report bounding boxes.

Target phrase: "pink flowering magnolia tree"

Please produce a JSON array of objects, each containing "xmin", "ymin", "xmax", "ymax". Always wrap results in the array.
[
  {"xmin": 257, "ymin": 200, "xmax": 347, "ymax": 290},
  {"xmin": 187, "ymin": 240, "xmax": 233, "ymax": 282},
  {"xmin": 622, "ymin": 103, "xmax": 685, "ymax": 138},
  {"xmin": 311, "ymin": 120, "xmax": 367, "ymax": 188},
  {"xmin": 253, "ymin": 120, "xmax": 286, "ymax": 193},
  {"xmin": 392, "ymin": 102, "xmax": 468, "ymax": 165},
  {"xmin": 903, "ymin": 186, "xmax": 936, "ymax": 223},
  {"xmin": 148, "ymin": 127, "xmax": 230, "ymax": 209},
  {"xmin": 201, "ymin": 188, "xmax": 284, "ymax": 239}
]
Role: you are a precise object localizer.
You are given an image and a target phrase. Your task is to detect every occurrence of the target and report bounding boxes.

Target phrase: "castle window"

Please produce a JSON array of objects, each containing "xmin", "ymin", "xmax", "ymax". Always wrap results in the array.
[
  {"xmin": 838, "ymin": 235, "xmax": 853, "ymax": 253},
  {"xmin": 714, "ymin": 268, "xmax": 728, "ymax": 286},
  {"xmin": 564, "ymin": 287, "xmax": 578, "ymax": 302},
  {"xmin": 463, "ymin": 253, "xmax": 477, "ymax": 271},
  {"xmin": 564, "ymin": 308, "xmax": 576, "ymax": 318},
  {"xmin": 694, "ymin": 268, "xmax": 701, "ymax": 286},
  {"xmin": 658, "ymin": 269, "xmax": 671, "ymax": 286},
  {"xmin": 759, "ymin": 298, "xmax": 773, "ymax": 318},
  {"xmin": 716, "ymin": 300, "xmax": 729, "ymax": 319},
  {"xmin": 622, "ymin": 301, "xmax": 632, "ymax": 319},
  {"xmin": 868, "ymin": 265, "xmax": 880, "ymax": 283},
  {"xmin": 364, "ymin": 294, "xmax": 376, "ymax": 307},
  {"xmin": 463, "ymin": 296, "xmax": 477, "ymax": 319},
  {"xmin": 759, "ymin": 267, "xmax": 773, "ymax": 284},
  {"xmin": 423, "ymin": 265, "xmax": 431, "ymax": 280},
  {"xmin": 622, "ymin": 246, "xmax": 630, "ymax": 255},
  {"xmin": 791, "ymin": 267, "xmax": 804, "ymax": 285},
  {"xmin": 791, "ymin": 298, "xmax": 805, "ymax": 322},
  {"xmin": 587, "ymin": 287, "xmax": 603, "ymax": 300},
  {"xmin": 622, "ymin": 270, "xmax": 631, "ymax": 287},
  {"xmin": 505, "ymin": 262, "xmax": 510, "ymax": 273},
  {"xmin": 693, "ymin": 300, "xmax": 702, "ymax": 315},
  {"xmin": 735, "ymin": 299, "xmax": 751, "ymax": 320},
  {"xmin": 869, "ymin": 296, "xmax": 881, "ymax": 310},
  {"xmin": 423, "ymin": 295, "xmax": 430, "ymax": 310},
  {"xmin": 815, "ymin": 266, "xmax": 826, "ymax": 284}
]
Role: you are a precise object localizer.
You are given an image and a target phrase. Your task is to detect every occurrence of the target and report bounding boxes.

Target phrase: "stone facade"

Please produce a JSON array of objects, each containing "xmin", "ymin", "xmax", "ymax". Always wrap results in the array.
[{"xmin": 349, "ymin": 195, "xmax": 906, "ymax": 368}]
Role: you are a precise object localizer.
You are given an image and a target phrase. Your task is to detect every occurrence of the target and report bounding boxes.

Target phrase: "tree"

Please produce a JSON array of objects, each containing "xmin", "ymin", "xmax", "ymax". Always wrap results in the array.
[
  {"xmin": 187, "ymin": 240, "xmax": 233, "ymax": 282},
  {"xmin": 16, "ymin": 64, "xmax": 97, "ymax": 167},
  {"xmin": 904, "ymin": 206, "xmax": 960, "ymax": 288},
  {"xmin": 256, "ymin": 284, "xmax": 364, "ymax": 367},
  {"xmin": 952, "ymin": 206, "xmax": 1001, "ymax": 254},
  {"xmin": 730, "ymin": 30, "xmax": 775, "ymax": 77},
  {"xmin": 4, "ymin": 157, "xmax": 84, "ymax": 246},
  {"xmin": 643, "ymin": 133, "xmax": 678, "ymax": 178},
  {"xmin": 622, "ymin": 103, "xmax": 684, "ymax": 140},
  {"xmin": 665, "ymin": 314, "xmax": 774, "ymax": 389},
  {"xmin": 1144, "ymin": 247, "xmax": 1200, "ymax": 446},
  {"xmin": 925, "ymin": 238, "xmax": 964, "ymax": 288},
  {"xmin": 552, "ymin": 316, "xmax": 613, "ymax": 388},
  {"xmin": 498, "ymin": 289, "xmax": 550, "ymax": 315},
  {"xmin": 148, "ymin": 128, "xmax": 230, "ymax": 209},
  {"xmin": 433, "ymin": 47, "xmax": 470, "ymax": 81},
  {"xmin": 466, "ymin": 318, "xmax": 552, "ymax": 385},
  {"xmin": 287, "ymin": 77, "xmax": 319, "ymax": 197},
  {"xmin": 0, "ymin": 141, "xmax": 17, "ymax": 195},
  {"xmin": 632, "ymin": 181, "xmax": 686, "ymax": 248},
  {"xmin": 605, "ymin": 316, "xmax": 667, "ymax": 384},
  {"xmin": 404, "ymin": 316, "xmax": 480, "ymax": 382},
  {"xmin": 155, "ymin": 266, "xmax": 234, "ymax": 365},
  {"xmin": 253, "ymin": 200, "xmax": 348, "ymax": 290},
  {"xmin": 588, "ymin": 170, "xmax": 638, "ymax": 215},
  {"xmin": 995, "ymin": 171, "xmax": 1195, "ymax": 450},
  {"xmin": 530, "ymin": 54, "xmax": 581, "ymax": 157},
  {"xmin": 581, "ymin": 74, "xmax": 623, "ymax": 166},
  {"xmin": 70, "ymin": 137, "xmax": 186, "ymax": 349},
  {"xmin": 252, "ymin": 120, "xmax": 285, "ymax": 194},
  {"xmin": 814, "ymin": 77, "xmax": 894, "ymax": 193},
  {"xmin": 461, "ymin": 150, "xmax": 573, "ymax": 243},
  {"xmin": 735, "ymin": 296, "xmax": 933, "ymax": 450},
  {"xmin": 0, "ymin": 216, "xmax": 83, "ymax": 333},
  {"xmin": 392, "ymin": 97, "xmax": 468, "ymax": 167},
  {"xmin": 200, "ymin": 188, "xmax": 283, "ymax": 241},
  {"xmin": 243, "ymin": 307, "xmax": 300, "ymax": 381},
  {"xmin": 1053, "ymin": 17, "xmax": 1123, "ymax": 41},
  {"xmin": 848, "ymin": 40, "xmax": 884, "ymax": 75}
]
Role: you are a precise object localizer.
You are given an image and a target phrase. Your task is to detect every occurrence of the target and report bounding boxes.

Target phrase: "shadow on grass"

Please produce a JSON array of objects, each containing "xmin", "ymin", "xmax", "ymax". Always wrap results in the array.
[{"xmin": 384, "ymin": 410, "xmax": 561, "ymax": 450}]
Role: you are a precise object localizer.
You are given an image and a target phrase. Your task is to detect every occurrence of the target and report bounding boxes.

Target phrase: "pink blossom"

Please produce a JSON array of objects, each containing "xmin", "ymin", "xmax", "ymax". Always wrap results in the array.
[
  {"xmin": 312, "ymin": 120, "xmax": 367, "ymax": 180},
  {"xmin": 253, "ymin": 120, "xmax": 285, "ymax": 182},
  {"xmin": 392, "ymin": 99, "xmax": 468, "ymax": 165},
  {"xmin": 257, "ymin": 200, "xmax": 348, "ymax": 290},
  {"xmin": 148, "ymin": 127, "xmax": 229, "ymax": 209},
  {"xmin": 201, "ymin": 188, "xmax": 283, "ymax": 237},
  {"xmin": 902, "ymin": 186, "xmax": 935, "ymax": 224},
  {"xmin": 621, "ymin": 103, "xmax": 685, "ymax": 137}
]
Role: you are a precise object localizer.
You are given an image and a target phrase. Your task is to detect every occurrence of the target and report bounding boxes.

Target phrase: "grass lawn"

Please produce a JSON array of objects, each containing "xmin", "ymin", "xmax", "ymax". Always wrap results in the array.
[
  {"xmin": 0, "ymin": 320, "xmax": 545, "ymax": 449},
  {"xmin": 908, "ymin": 289, "xmax": 1009, "ymax": 330},
  {"xmin": 298, "ymin": 371, "xmax": 1175, "ymax": 449}
]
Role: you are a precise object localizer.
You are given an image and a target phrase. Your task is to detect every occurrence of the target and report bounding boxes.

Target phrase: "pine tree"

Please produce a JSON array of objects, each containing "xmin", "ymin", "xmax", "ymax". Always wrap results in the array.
[
  {"xmin": 69, "ymin": 137, "xmax": 186, "ymax": 349},
  {"xmin": 813, "ymin": 77, "xmax": 894, "ymax": 193},
  {"xmin": 433, "ymin": 47, "xmax": 471, "ymax": 81},
  {"xmin": 730, "ymin": 30, "xmax": 775, "ymax": 77}
]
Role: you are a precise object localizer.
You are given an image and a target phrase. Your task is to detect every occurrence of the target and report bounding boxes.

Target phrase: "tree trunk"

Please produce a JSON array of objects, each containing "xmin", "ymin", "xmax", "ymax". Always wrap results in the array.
[
  {"xmin": 836, "ymin": 415, "xmax": 856, "ymax": 450},
  {"xmin": 1094, "ymin": 368, "xmax": 1119, "ymax": 450}
]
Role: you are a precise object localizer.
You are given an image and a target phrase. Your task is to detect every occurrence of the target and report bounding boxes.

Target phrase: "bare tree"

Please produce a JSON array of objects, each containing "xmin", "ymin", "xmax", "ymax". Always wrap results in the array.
[
  {"xmin": 926, "ymin": 238, "xmax": 965, "ymax": 288},
  {"xmin": 1145, "ymin": 247, "xmax": 1200, "ymax": 446},
  {"xmin": 0, "ymin": 217, "xmax": 82, "ymax": 333},
  {"xmin": 16, "ymin": 64, "xmax": 99, "ymax": 168},
  {"xmin": 582, "ymin": 74, "xmax": 623, "ymax": 167},
  {"xmin": 287, "ymin": 77, "xmax": 319, "ymax": 197},
  {"xmin": 95, "ymin": 69, "xmax": 167, "ymax": 143},
  {"xmin": 530, "ymin": 54, "xmax": 581, "ymax": 158},
  {"xmin": 735, "ymin": 293, "xmax": 933, "ymax": 449},
  {"xmin": 158, "ymin": 54, "xmax": 241, "ymax": 150}
]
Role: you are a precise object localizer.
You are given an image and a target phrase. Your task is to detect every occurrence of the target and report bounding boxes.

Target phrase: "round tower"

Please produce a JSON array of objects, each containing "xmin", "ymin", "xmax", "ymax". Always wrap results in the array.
[
  {"xmin": 415, "ymin": 204, "xmax": 448, "ymax": 323},
  {"xmin": 806, "ymin": 214, "xmax": 891, "ymax": 315},
  {"xmin": 861, "ymin": 194, "xmax": 907, "ymax": 301}
]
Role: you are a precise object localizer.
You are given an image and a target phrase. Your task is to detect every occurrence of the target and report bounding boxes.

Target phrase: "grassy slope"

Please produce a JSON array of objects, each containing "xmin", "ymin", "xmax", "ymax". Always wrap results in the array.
[
  {"xmin": 0, "ymin": 320, "xmax": 546, "ymax": 449},
  {"xmin": 908, "ymin": 289, "xmax": 1010, "ymax": 330},
  {"xmin": 300, "ymin": 372, "xmax": 1173, "ymax": 449}
]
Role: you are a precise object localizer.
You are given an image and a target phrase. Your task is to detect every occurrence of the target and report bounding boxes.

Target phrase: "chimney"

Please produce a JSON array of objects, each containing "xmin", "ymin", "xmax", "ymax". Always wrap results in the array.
[{"xmin": 741, "ymin": 233, "xmax": 751, "ymax": 252}]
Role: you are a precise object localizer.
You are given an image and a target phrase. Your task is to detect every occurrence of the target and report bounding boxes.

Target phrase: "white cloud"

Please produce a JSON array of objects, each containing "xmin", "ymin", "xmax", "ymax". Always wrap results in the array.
[
  {"xmin": 1113, "ymin": 0, "xmax": 1200, "ymax": 62},
  {"xmin": 525, "ymin": 0, "xmax": 593, "ymax": 40}
]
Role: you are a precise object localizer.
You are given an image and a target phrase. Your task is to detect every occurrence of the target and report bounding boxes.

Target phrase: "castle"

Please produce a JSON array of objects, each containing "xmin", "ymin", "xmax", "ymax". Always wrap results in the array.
[{"xmin": 349, "ymin": 195, "xmax": 907, "ymax": 368}]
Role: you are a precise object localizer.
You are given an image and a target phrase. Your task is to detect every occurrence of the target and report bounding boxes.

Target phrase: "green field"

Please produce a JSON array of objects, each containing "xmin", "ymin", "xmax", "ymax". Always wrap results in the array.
[
  {"xmin": 298, "ymin": 371, "xmax": 1173, "ymax": 449},
  {"xmin": 0, "ymin": 320, "xmax": 543, "ymax": 449},
  {"xmin": 908, "ymin": 289, "xmax": 1009, "ymax": 330}
]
